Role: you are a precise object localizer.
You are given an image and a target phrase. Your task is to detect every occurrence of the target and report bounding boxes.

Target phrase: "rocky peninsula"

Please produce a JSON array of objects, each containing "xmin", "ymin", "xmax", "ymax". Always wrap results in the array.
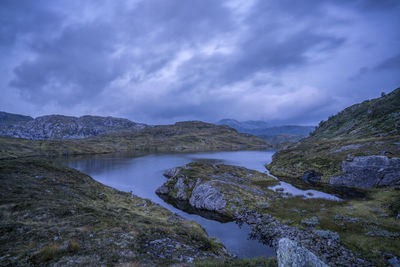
[{"xmin": 157, "ymin": 162, "xmax": 400, "ymax": 266}]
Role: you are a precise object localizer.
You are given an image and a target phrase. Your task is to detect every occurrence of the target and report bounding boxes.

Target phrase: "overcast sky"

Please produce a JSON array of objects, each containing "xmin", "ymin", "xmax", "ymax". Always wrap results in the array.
[{"xmin": 1, "ymin": 0, "xmax": 399, "ymax": 125}]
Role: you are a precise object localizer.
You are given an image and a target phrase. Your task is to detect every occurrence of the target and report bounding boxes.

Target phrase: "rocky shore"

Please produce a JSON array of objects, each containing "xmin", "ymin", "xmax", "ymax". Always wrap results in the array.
[{"xmin": 157, "ymin": 162, "xmax": 400, "ymax": 266}]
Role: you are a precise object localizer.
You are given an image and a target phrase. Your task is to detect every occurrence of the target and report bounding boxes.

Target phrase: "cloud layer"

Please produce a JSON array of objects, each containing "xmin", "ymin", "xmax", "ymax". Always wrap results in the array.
[{"xmin": 1, "ymin": 0, "xmax": 399, "ymax": 124}]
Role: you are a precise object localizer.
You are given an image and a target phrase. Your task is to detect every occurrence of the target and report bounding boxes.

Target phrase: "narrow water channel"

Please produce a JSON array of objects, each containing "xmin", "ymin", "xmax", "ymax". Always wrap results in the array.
[{"xmin": 61, "ymin": 150, "xmax": 339, "ymax": 258}]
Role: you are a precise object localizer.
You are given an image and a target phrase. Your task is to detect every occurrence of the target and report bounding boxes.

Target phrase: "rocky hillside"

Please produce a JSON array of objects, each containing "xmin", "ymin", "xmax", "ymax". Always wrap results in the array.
[
  {"xmin": 307, "ymin": 88, "xmax": 400, "ymax": 141},
  {"xmin": 0, "ymin": 121, "xmax": 270, "ymax": 159},
  {"xmin": 268, "ymin": 88, "xmax": 400, "ymax": 189},
  {"xmin": 0, "ymin": 112, "xmax": 147, "ymax": 139}
]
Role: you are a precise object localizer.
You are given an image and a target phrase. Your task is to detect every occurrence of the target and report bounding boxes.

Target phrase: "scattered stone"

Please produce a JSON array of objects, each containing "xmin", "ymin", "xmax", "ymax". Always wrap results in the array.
[
  {"xmin": 366, "ymin": 229, "xmax": 399, "ymax": 238},
  {"xmin": 334, "ymin": 215, "xmax": 360, "ymax": 223},
  {"xmin": 302, "ymin": 217, "xmax": 319, "ymax": 227},
  {"xmin": 313, "ymin": 230, "xmax": 340, "ymax": 242}
]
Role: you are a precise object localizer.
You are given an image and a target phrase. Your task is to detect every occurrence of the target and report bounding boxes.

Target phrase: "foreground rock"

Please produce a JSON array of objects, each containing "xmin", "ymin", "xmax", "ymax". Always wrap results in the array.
[
  {"xmin": 159, "ymin": 162, "xmax": 400, "ymax": 266},
  {"xmin": 277, "ymin": 238, "xmax": 328, "ymax": 267},
  {"xmin": 0, "ymin": 159, "xmax": 233, "ymax": 266},
  {"xmin": 330, "ymin": 155, "xmax": 400, "ymax": 188}
]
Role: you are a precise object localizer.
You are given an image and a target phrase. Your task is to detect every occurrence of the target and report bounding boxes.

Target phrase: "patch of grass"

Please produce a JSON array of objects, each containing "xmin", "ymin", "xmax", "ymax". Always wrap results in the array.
[{"xmin": 36, "ymin": 243, "xmax": 63, "ymax": 263}]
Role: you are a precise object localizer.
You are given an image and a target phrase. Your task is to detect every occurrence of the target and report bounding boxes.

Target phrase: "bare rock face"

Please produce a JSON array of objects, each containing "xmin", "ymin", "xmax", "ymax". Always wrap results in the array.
[
  {"xmin": 0, "ymin": 113, "xmax": 147, "ymax": 140},
  {"xmin": 277, "ymin": 238, "xmax": 328, "ymax": 267},
  {"xmin": 189, "ymin": 181, "xmax": 226, "ymax": 213},
  {"xmin": 164, "ymin": 167, "xmax": 182, "ymax": 178},
  {"xmin": 329, "ymin": 156, "xmax": 400, "ymax": 188}
]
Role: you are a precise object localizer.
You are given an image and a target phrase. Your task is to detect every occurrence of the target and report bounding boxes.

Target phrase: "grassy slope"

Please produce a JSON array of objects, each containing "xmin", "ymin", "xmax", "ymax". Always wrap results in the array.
[
  {"xmin": 268, "ymin": 88, "xmax": 400, "ymax": 184},
  {"xmin": 0, "ymin": 159, "xmax": 235, "ymax": 266},
  {"xmin": 0, "ymin": 121, "xmax": 270, "ymax": 159},
  {"xmin": 165, "ymin": 163, "xmax": 400, "ymax": 265}
]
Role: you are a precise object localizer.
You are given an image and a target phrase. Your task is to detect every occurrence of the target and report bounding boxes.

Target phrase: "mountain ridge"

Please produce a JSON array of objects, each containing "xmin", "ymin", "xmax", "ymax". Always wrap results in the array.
[{"xmin": 0, "ymin": 112, "xmax": 148, "ymax": 140}]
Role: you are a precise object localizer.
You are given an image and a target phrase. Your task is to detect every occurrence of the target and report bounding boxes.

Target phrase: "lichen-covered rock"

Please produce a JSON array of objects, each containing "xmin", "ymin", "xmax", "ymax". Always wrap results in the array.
[
  {"xmin": 277, "ymin": 238, "xmax": 329, "ymax": 267},
  {"xmin": 329, "ymin": 156, "xmax": 400, "ymax": 188}
]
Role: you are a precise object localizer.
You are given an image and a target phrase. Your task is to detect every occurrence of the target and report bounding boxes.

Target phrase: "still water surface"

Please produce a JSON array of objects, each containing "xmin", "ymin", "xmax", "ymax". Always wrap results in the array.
[{"xmin": 62, "ymin": 150, "xmax": 338, "ymax": 258}]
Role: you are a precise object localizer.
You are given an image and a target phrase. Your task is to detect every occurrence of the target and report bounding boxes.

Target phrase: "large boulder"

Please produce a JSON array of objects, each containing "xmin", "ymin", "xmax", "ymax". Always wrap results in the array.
[
  {"xmin": 329, "ymin": 156, "xmax": 400, "ymax": 188},
  {"xmin": 277, "ymin": 238, "xmax": 328, "ymax": 267},
  {"xmin": 189, "ymin": 181, "xmax": 227, "ymax": 212}
]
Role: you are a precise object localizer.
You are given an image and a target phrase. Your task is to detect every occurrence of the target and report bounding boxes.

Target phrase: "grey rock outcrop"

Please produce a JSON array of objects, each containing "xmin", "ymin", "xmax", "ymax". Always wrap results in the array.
[
  {"xmin": 329, "ymin": 156, "xmax": 400, "ymax": 188},
  {"xmin": 189, "ymin": 182, "xmax": 226, "ymax": 212},
  {"xmin": 277, "ymin": 238, "xmax": 328, "ymax": 267},
  {"xmin": 0, "ymin": 112, "xmax": 147, "ymax": 140},
  {"xmin": 163, "ymin": 167, "xmax": 182, "ymax": 178}
]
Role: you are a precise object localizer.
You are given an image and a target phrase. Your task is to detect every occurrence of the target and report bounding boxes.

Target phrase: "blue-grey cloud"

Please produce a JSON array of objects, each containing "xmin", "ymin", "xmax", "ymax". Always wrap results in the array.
[{"xmin": 0, "ymin": 0, "xmax": 399, "ymax": 125}]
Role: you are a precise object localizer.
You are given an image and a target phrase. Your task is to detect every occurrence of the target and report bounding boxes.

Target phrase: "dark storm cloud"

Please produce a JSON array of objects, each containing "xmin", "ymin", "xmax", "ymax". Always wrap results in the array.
[
  {"xmin": 0, "ymin": 0, "xmax": 63, "ymax": 48},
  {"xmin": 1, "ymin": 0, "xmax": 399, "ymax": 124}
]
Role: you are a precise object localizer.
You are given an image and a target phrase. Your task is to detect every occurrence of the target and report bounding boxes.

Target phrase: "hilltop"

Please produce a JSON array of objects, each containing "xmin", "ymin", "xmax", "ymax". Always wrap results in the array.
[
  {"xmin": 0, "ymin": 112, "xmax": 147, "ymax": 139},
  {"xmin": 307, "ymin": 88, "xmax": 400, "ymax": 141},
  {"xmin": 267, "ymin": 88, "xmax": 400, "ymax": 189}
]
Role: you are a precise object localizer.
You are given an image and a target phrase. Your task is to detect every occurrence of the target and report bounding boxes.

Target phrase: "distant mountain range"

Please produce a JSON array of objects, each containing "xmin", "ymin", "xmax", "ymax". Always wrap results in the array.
[
  {"xmin": 0, "ymin": 112, "xmax": 148, "ymax": 140},
  {"xmin": 216, "ymin": 118, "xmax": 315, "ymax": 145}
]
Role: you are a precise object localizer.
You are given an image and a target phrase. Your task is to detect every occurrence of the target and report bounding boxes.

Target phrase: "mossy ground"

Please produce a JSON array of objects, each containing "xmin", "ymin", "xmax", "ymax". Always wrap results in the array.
[{"xmin": 0, "ymin": 159, "xmax": 237, "ymax": 266}]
